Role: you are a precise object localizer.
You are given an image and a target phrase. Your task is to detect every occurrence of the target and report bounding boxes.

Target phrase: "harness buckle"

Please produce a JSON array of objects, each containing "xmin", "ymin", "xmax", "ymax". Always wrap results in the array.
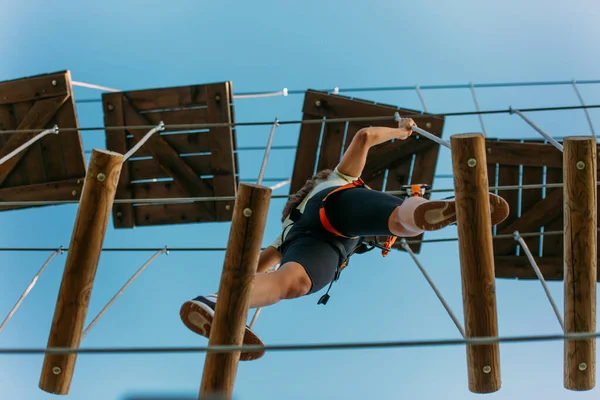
[{"xmin": 399, "ymin": 184, "xmax": 431, "ymax": 199}]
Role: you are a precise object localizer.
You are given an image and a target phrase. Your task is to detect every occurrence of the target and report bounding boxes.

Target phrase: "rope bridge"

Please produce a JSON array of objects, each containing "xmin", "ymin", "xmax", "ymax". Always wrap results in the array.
[{"xmin": 0, "ymin": 72, "xmax": 598, "ymax": 398}]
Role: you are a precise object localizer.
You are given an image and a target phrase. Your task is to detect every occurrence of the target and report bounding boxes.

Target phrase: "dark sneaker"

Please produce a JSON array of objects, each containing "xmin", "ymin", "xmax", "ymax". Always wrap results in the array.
[
  {"xmin": 413, "ymin": 193, "xmax": 510, "ymax": 231},
  {"xmin": 179, "ymin": 294, "xmax": 265, "ymax": 361}
]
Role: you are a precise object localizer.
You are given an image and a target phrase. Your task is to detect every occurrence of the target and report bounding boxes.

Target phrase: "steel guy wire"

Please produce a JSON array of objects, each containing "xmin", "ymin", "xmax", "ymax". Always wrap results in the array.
[
  {"xmin": 73, "ymin": 78, "xmax": 600, "ymax": 103},
  {"xmin": 0, "ymin": 181, "xmax": 590, "ymax": 208},
  {"xmin": 2, "ymin": 104, "xmax": 600, "ymax": 135},
  {"xmin": 0, "ymin": 330, "xmax": 598, "ymax": 355},
  {"xmin": 0, "ymin": 229, "xmax": 579, "ymax": 253}
]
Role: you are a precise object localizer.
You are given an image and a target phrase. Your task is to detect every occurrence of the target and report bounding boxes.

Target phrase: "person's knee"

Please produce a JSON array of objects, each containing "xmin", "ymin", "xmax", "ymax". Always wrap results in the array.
[{"xmin": 278, "ymin": 263, "xmax": 312, "ymax": 299}]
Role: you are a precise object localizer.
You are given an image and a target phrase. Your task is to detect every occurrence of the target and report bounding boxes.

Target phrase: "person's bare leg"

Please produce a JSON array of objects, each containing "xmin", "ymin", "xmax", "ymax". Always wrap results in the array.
[{"xmin": 247, "ymin": 261, "xmax": 312, "ymax": 309}]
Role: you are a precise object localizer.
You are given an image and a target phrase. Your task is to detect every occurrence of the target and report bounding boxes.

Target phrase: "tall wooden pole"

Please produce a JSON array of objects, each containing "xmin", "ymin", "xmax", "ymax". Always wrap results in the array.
[
  {"xmin": 563, "ymin": 136, "xmax": 597, "ymax": 391},
  {"xmin": 450, "ymin": 133, "xmax": 501, "ymax": 393},
  {"xmin": 39, "ymin": 149, "xmax": 123, "ymax": 394},
  {"xmin": 199, "ymin": 183, "xmax": 271, "ymax": 399}
]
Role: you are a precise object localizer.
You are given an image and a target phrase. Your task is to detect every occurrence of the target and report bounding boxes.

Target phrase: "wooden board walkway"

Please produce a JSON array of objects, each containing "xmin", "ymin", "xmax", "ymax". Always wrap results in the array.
[
  {"xmin": 487, "ymin": 137, "xmax": 600, "ymax": 281},
  {"xmin": 0, "ymin": 71, "xmax": 86, "ymax": 211},
  {"xmin": 102, "ymin": 81, "xmax": 239, "ymax": 228}
]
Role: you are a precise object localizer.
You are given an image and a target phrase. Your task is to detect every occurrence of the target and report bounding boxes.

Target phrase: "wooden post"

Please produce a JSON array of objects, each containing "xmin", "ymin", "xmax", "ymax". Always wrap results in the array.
[
  {"xmin": 199, "ymin": 183, "xmax": 271, "ymax": 399},
  {"xmin": 450, "ymin": 133, "xmax": 501, "ymax": 393},
  {"xmin": 38, "ymin": 149, "xmax": 123, "ymax": 394},
  {"xmin": 563, "ymin": 136, "xmax": 597, "ymax": 391}
]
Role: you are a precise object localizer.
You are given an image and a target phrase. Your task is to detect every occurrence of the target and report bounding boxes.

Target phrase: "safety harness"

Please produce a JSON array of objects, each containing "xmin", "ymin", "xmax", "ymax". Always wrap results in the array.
[{"xmin": 287, "ymin": 179, "xmax": 430, "ymax": 305}]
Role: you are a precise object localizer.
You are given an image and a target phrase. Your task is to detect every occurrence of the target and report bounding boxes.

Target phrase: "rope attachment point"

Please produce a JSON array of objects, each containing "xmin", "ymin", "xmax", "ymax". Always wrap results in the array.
[
  {"xmin": 122, "ymin": 121, "xmax": 165, "ymax": 162},
  {"xmin": 0, "ymin": 125, "xmax": 59, "ymax": 166}
]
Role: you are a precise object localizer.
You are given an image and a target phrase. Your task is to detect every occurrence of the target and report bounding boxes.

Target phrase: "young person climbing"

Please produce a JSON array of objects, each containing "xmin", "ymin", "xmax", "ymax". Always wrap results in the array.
[{"xmin": 180, "ymin": 118, "xmax": 510, "ymax": 358}]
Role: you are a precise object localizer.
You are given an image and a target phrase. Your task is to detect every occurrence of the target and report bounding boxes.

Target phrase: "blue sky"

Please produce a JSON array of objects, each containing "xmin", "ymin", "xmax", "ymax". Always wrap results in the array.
[{"xmin": 1, "ymin": 0, "xmax": 599, "ymax": 399}]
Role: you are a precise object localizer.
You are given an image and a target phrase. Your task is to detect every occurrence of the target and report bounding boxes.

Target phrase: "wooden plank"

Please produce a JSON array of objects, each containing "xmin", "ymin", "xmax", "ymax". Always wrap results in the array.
[
  {"xmin": 2, "ymin": 103, "xmax": 27, "ymax": 188},
  {"xmin": 520, "ymin": 140, "xmax": 544, "ymax": 256},
  {"xmin": 542, "ymin": 166, "xmax": 564, "ymax": 258},
  {"xmin": 0, "ymin": 72, "xmax": 68, "ymax": 105},
  {"xmin": 126, "ymin": 131, "xmax": 211, "ymax": 157},
  {"xmin": 12, "ymin": 101, "xmax": 47, "ymax": 186},
  {"xmin": 53, "ymin": 83, "xmax": 86, "ymax": 179},
  {"xmin": 493, "ymin": 141, "xmax": 521, "ymax": 256},
  {"xmin": 0, "ymin": 95, "xmax": 68, "ymax": 186},
  {"xmin": 130, "ymin": 155, "xmax": 212, "ymax": 181},
  {"xmin": 486, "ymin": 140, "xmax": 564, "ymax": 168},
  {"xmin": 289, "ymin": 114, "xmax": 322, "ymax": 193},
  {"xmin": 122, "ymin": 98, "xmax": 216, "ymax": 217},
  {"xmin": 103, "ymin": 93, "xmax": 134, "ymax": 228},
  {"xmin": 361, "ymin": 137, "xmax": 435, "ymax": 181},
  {"xmin": 0, "ymin": 178, "xmax": 83, "ymax": 211},
  {"xmin": 303, "ymin": 90, "xmax": 417, "ymax": 122},
  {"xmin": 133, "ymin": 202, "xmax": 218, "ymax": 226},
  {"xmin": 494, "ymin": 256, "xmax": 564, "ymax": 280},
  {"xmin": 131, "ymin": 180, "xmax": 211, "ymax": 199},
  {"xmin": 316, "ymin": 121, "xmax": 346, "ymax": 171},
  {"xmin": 140, "ymin": 108, "xmax": 208, "ymax": 130},
  {"xmin": 124, "ymin": 85, "xmax": 208, "ymax": 112},
  {"xmin": 0, "ymin": 104, "xmax": 13, "ymax": 148},
  {"xmin": 494, "ymin": 188, "xmax": 564, "ymax": 254},
  {"xmin": 206, "ymin": 82, "xmax": 236, "ymax": 221}
]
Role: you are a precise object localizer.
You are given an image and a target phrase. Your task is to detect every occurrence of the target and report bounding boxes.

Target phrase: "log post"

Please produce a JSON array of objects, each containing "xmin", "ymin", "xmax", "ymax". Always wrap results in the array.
[
  {"xmin": 199, "ymin": 183, "xmax": 271, "ymax": 399},
  {"xmin": 39, "ymin": 149, "xmax": 123, "ymax": 394},
  {"xmin": 450, "ymin": 133, "xmax": 501, "ymax": 393},
  {"xmin": 563, "ymin": 136, "xmax": 597, "ymax": 391}
]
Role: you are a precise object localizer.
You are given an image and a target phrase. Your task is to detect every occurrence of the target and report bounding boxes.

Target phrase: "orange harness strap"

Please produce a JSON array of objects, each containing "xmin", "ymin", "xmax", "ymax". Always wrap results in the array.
[{"xmin": 318, "ymin": 178, "xmax": 396, "ymax": 256}]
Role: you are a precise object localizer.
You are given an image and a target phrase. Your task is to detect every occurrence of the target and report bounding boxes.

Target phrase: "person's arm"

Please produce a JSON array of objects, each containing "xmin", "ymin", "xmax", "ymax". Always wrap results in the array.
[
  {"xmin": 337, "ymin": 118, "xmax": 416, "ymax": 178},
  {"xmin": 257, "ymin": 246, "xmax": 282, "ymax": 273}
]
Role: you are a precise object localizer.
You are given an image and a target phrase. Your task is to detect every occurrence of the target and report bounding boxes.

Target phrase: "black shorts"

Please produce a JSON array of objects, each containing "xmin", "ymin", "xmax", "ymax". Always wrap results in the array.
[{"xmin": 280, "ymin": 186, "xmax": 403, "ymax": 294}]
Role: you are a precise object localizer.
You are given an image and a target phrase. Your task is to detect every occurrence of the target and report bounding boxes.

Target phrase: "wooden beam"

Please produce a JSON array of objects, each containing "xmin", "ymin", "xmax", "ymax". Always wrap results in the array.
[
  {"xmin": 451, "ymin": 133, "xmax": 501, "ymax": 394},
  {"xmin": 121, "ymin": 98, "xmax": 215, "ymax": 218},
  {"xmin": 206, "ymin": 82, "xmax": 236, "ymax": 221},
  {"xmin": 0, "ymin": 95, "xmax": 69, "ymax": 186},
  {"xmin": 361, "ymin": 138, "xmax": 435, "ymax": 181},
  {"xmin": 38, "ymin": 149, "xmax": 123, "ymax": 395},
  {"xmin": 0, "ymin": 177, "xmax": 83, "ymax": 211},
  {"xmin": 494, "ymin": 256, "xmax": 564, "ymax": 280},
  {"xmin": 486, "ymin": 140, "xmax": 564, "ymax": 168},
  {"xmin": 494, "ymin": 188, "xmax": 564, "ymax": 255},
  {"xmin": 103, "ymin": 93, "xmax": 134, "ymax": 228},
  {"xmin": 0, "ymin": 72, "xmax": 68, "ymax": 105},
  {"xmin": 563, "ymin": 136, "xmax": 597, "ymax": 391},
  {"xmin": 199, "ymin": 183, "xmax": 271, "ymax": 399}
]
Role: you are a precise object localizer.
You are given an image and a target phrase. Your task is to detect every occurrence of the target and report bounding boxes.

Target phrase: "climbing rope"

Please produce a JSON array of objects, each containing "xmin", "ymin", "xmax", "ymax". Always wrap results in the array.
[
  {"xmin": 513, "ymin": 232, "xmax": 565, "ymax": 331},
  {"xmin": 400, "ymin": 239, "xmax": 466, "ymax": 337},
  {"xmin": 0, "ymin": 247, "xmax": 64, "ymax": 334},
  {"xmin": 0, "ymin": 126, "xmax": 59, "ymax": 165},
  {"xmin": 81, "ymin": 247, "xmax": 169, "ymax": 339}
]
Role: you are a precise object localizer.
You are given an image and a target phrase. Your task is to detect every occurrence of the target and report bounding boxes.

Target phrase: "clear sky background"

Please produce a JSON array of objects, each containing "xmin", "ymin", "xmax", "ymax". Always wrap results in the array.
[{"xmin": 1, "ymin": 0, "xmax": 599, "ymax": 399}]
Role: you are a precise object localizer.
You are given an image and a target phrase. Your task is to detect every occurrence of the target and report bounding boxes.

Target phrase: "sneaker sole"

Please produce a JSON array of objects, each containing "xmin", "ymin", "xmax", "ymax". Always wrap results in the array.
[
  {"xmin": 179, "ymin": 300, "xmax": 265, "ymax": 361},
  {"xmin": 414, "ymin": 193, "xmax": 510, "ymax": 231}
]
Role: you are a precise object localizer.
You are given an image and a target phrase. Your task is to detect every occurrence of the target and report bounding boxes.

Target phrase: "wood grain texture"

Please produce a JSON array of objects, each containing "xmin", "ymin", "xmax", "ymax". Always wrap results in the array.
[
  {"xmin": 205, "ymin": 82, "xmax": 236, "ymax": 221},
  {"xmin": 38, "ymin": 149, "xmax": 123, "ymax": 395},
  {"xmin": 0, "ymin": 71, "xmax": 68, "ymax": 105},
  {"xmin": 121, "ymin": 98, "xmax": 215, "ymax": 218},
  {"xmin": 450, "ymin": 133, "xmax": 501, "ymax": 393},
  {"xmin": 563, "ymin": 137, "xmax": 597, "ymax": 391},
  {"xmin": 103, "ymin": 93, "xmax": 134, "ymax": 227},
  {"xmin": 0, "ymin": 178, "xmax": 83, "ymax": 211},
  {"xmin": 199, "ymin": 183, "xmax": 271, "ymax": 399},
  {"xmin": 0, "ymin": 95, "xmax": 68, "ymax": 185}
]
